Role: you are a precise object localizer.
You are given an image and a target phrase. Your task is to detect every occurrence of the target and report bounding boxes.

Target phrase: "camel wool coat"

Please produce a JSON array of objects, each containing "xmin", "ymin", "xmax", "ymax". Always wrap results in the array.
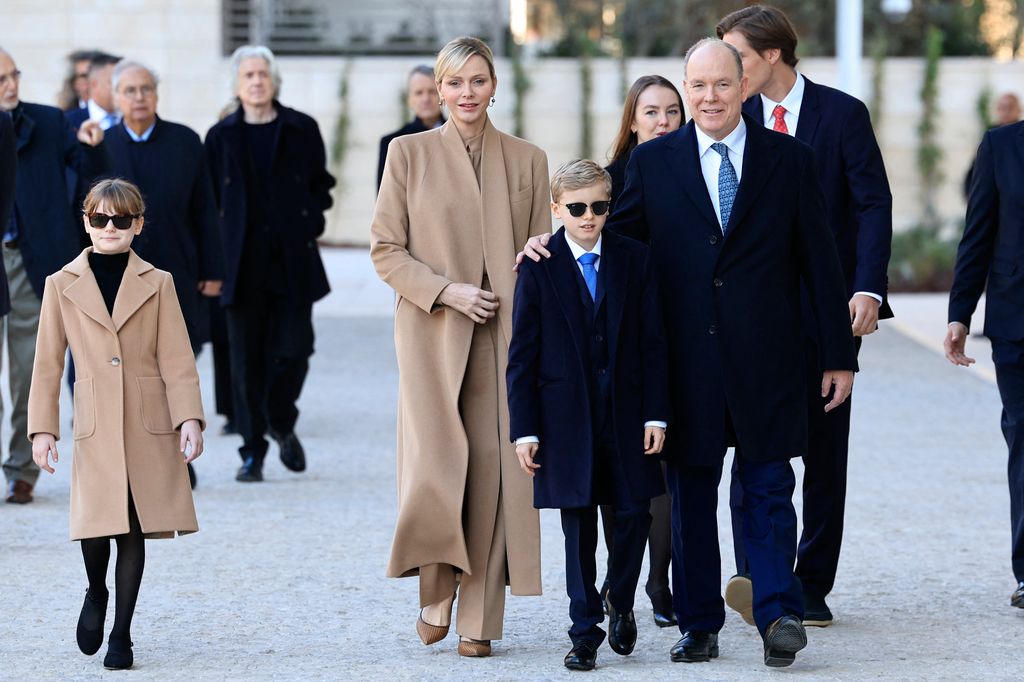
[
  {"xmin": 28, "ymin": 249, "xmax": 205, "ymax": 541},
  {"xmin": 371, "ymin": 118, "xmax": 551, "ymax": 594}
]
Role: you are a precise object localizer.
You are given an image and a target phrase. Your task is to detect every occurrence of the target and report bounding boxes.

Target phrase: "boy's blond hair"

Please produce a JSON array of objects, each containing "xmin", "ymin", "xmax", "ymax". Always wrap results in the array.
[{"xmin": 550, "ymin": 159, "xmax": 612, "ymax": 203}]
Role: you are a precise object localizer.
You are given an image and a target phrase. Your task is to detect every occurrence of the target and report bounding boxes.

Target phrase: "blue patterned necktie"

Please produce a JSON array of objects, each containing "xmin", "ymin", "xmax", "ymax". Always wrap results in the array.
[
  {"xmin": 712, "ymin": 142, "xmax": 738, "ymax": 232},
  {"xmin": 578, "ymin": 252, "xmax": 598, "ymax": 300}
]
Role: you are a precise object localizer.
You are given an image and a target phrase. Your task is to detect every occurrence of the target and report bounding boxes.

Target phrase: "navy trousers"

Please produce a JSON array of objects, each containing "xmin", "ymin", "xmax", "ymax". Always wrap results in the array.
[
  {"xmin": 991, "ymin": 338, "xmax": 1024, "ymax": 583},
  {"xmin": 560, "ymin": 443, "xmax": 651, "ymax": 647},
  {"xmin": 670, "ymin": 455, "xmax": 802, "ymax": 637}
]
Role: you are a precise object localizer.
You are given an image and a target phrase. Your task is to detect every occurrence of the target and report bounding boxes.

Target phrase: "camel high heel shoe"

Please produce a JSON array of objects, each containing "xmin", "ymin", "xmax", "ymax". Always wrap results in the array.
[
  {"xmin": 416, "ymin": 593, "xmax": 455, "ymax": 645},
  {"xmin": 458, "ymin": 637, "xmax": 492, "ymax": 657}
]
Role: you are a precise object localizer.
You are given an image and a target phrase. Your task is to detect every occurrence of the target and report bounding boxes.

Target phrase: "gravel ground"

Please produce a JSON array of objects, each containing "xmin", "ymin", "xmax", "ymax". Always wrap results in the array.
[{"xmin": 1, "ymin": 279, "xmax": 1022, "ymax": 679}]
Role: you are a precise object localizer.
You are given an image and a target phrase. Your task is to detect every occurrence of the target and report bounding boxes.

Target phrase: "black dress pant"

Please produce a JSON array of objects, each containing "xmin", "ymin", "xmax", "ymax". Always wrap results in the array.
[
  {"xmin": 991, "ymin": 337, "xmax": 1024, "ymax": 583},
  {"xmin": 209, "ymin": 297, "xmax": 234, "ymax": 421},
  {"xmin": 225, "ymin": 292, "xmax": 314, "ymax": 461}
]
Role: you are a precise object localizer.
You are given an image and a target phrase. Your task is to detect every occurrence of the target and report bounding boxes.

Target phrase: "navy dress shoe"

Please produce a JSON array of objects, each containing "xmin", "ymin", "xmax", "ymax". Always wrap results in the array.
[
  {"xmin": 564, "ymin": 640, "xmax": 599, "ymax": 671},
  {"xmin": 607, "ymin": 603, "xmax": 637, "ymax": 656},
  {"xmin": 76, "ymin": 589, "xmax": 108, "ymax": 655},
  {"xmin": 274, "ymin": 432, "xmax": 307, "ymax": 472},
  {"xmin": 670, "ymin": 631, "xmax": 718, "ymax": 662},
  {"xmin": 1012, "ymin": 581, "xmax": 1024, "ymax": 608},
  {"xmin": 763, "ymin": 615, "xmax": 807, "ymax": 667},
  {"xmin": 236, "ymin": 455, "xmax": 264, "ymax": 482}
]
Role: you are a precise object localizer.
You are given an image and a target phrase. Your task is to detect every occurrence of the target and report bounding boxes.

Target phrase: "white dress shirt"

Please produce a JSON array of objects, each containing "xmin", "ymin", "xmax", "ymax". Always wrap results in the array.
[
  {"xmin": 515, "ymin": 231, "xmax": 666, "ymax": 446},
  {"xmin": 87, "ymin": 99, "xmax": 120, "ymax": 131},
  {"xmin": 759, "ymin": 74, "xmax": 882, "ymax": 304},
  {"xmin": 695, "ymin": 118, "xmax": 746, "ymax": 230}
]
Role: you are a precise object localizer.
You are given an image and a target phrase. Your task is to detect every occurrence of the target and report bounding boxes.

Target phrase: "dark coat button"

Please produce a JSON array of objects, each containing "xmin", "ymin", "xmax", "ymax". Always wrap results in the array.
[
  {"xmin": 224, "ymin": 176, "xmax": 231, "ymax": 184},
  {"xmin": 714, "ymin": 278, "xmax": 723, "ymax": 287},
  {"xmin": 598, "ymin": 368, "xmax": 607, "ymax": 376},
  {"xmin": 301, "ymin": 208, "xmax": 309, "ymax": 217},
  {"xmin": 708, "ymin": 324, "xmax": 718, "ymax": 335},
  {"xmin": 708, "ymin": 234, "xmax": 719, "ymax": 245}
]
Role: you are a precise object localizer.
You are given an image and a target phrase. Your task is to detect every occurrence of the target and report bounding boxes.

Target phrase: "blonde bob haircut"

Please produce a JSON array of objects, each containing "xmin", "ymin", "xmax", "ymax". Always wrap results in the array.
[
  {"xmin": 550, "ymin": 159, "xmax": 612, "ymax": 203},
  {"xmin": 434, "ymin": 36, "xmax": 496, "ymax": 84},
  {"xmin": 83, "ymin": 178, "xmax": 146, "ymax": 218}
]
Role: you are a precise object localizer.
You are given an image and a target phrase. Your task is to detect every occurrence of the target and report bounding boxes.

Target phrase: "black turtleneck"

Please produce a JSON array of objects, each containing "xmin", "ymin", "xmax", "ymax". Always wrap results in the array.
[{"xmin": 89, "ymin": 250, "xmax": 129, "ymax": 315}]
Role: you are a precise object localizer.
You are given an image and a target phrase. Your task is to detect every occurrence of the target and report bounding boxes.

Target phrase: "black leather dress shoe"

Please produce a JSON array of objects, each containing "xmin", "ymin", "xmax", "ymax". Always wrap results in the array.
[
  {"xmin": 802, "ymin": 591, "xmax": 833, "ymax": 627},
  {"xmin": 76, "ymin": 589, "xmax": 108, "ymax": 655},
  {"xmin": 1012, "ymin": 581, "xmax": 1024, "ymax": 608},
  {"xmin": 236, "ymin": 455, "xmax": 264, "ymax": 482},
  {"xmin": 763, "ymin": 615, "xmax": 807, "ymax": 667},
  {"xmin": 103, "ymin": 637, "xmax": 134, "ymax": 670},
  {"xmin": 564, "ymin": 640, "xmax": 599, "ymax": 671},
  {"xmin": 650, "ymin": 589, "xmax": 677, "ymax": 628},
  {"xmin": 607, "ymin": 602, "xmax": 637, "ymax": 656},
  {"xmin": 275, "ymin": 432, "xmax": 307, "ymax": 472},
  {"xmin": 670, "ymin": 631, "xmax": 718, "ymax": 663}
]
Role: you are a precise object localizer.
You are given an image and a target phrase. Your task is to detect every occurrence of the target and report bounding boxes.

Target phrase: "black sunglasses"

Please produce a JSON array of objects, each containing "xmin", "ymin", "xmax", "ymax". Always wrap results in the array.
[
  {"xmin": 562, "ymin": 201, "xmax": 611, "ymax": 218},
  {"xmin": 88, "ymin": 213, "xmax": 139, "ymax": 230}
]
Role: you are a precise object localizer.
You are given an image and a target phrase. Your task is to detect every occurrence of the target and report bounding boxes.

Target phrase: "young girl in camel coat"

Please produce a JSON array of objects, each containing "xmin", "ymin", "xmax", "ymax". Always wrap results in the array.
[{"xmin": 28, "ymin": 178, "xmax": 205, "ymax": 670}]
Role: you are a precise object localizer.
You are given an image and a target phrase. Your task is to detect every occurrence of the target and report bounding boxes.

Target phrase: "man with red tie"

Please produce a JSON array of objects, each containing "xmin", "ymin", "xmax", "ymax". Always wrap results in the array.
[{"xmin": 717, "ymin": 4, "xmax": 894, "ymax": 628}]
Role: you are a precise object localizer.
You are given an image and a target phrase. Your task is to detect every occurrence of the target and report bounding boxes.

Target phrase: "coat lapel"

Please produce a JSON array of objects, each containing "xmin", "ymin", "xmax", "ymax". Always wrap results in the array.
[
  {"xmin": 61, "ymin": 250, "xmax": 115, "ymax": 333},
  {"xmin": 111, "ymin": 251, "xmax": 156, "ymax": 331},
  {"xmin": 601, "ymin": 233, "xmax": 628, "ymax": 369},
  {"xmin": 724, "ymin": 116, "xmax": 782, "ymax": 238},
  {"xmin": 545, "ymin": 230, "xmax": 590, "ymax": 362},
  {"xmin": 477, "ymin": 119, "xmax": 518, "ymax": 343},
  {"xmin": 13, "ymin": 108, "xmax": 34, "ymax": 152},
  {"xmin": 795, "ymin": 77, "xmax": 821, "ymax": 146},
  {"xmin": 664, "ymin": 125, "xmax": 720, "ymax": 229}
]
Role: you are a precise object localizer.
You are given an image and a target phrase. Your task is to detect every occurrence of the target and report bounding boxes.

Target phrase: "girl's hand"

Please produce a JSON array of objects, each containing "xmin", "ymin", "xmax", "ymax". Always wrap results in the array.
[
  {"xmin": 179, "ymin": 419, "xmax": 204, "ymax": 463},
  {"xmin": 31, "ymin": 434, "xmax": 59, "ymax": 474}
]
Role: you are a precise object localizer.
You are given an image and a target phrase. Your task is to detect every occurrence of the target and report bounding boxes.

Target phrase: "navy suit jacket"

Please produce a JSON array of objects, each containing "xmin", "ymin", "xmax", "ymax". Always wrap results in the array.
[
  {"xmin": 65, "ymin": 106, "xmax": 89, "ymax": 131},
  {"xmin": 607, "ymin": 116, "xmax": 857, "ymax": 466},
  {"xmin": 0, "ymin": 112, "xmax": 14, "ymax": 315},
  {"xmin": 949, "ymin": 121, "xmax": 1024, "ymax": 341},
  {"xmin": 507, "ymin": 227, "xmax": 670, "ymax": 508},
  {"xmin": 743, "ymin": 77, "xmax": 894, "ymax": 320}
]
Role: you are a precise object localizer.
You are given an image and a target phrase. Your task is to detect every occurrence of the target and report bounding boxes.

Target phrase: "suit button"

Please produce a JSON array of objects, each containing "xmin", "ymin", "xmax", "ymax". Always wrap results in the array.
[
  {"xmin": 225, "ymin": 176, "xmax": 231, "ymax": 185},
  {"xmin": 595, "ymin": 334, "xmax": 603, "ymax": 342},
  {"xmin": 111, "ymin": 356, "xmax": 121, "ymax": 366},
  {"xmin": 301, "ymin": 208, "xmax": 309, "ymax": 217},
  {"xmin": 263, "ymin": 225, "xmax": 270, "ymax": 233},
  {"xmin": 598, "ymin": 368, "xmax": 607, "ymax": 376},
  {"xmin": 708, "ymin": 324, "xmax": 718, "ymax": 335},
  {"xmin": 708, "ymin": 235, "xmax": 719, "ymax": 245},
  {"xmin": 713, "ymin": 278, "xmax": 723, "ymax": 287}
]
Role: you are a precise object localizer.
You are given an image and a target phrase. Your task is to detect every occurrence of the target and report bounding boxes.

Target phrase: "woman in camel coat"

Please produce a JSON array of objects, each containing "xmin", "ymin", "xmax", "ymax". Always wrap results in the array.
[
  {"xmin": 371, "ymin": 37, "xmax": 551, "ymax": 656},
  {"xmin": 28, "ymin": 178, "xmax": 204, "ymax": 671}
]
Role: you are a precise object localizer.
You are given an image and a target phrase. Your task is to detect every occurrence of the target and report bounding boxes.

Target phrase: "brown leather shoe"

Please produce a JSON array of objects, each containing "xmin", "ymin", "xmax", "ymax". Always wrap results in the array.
[
  {"xmin": 457, "ymin": 637, "xmax": 491, "ymax": 657},
  {"xmin": 416, "ymin": 612, "xmax": 450, "ymax": 645},
  {"xmin": 5, "ymin": 480, "xmax": 33, "ymax": 504}
]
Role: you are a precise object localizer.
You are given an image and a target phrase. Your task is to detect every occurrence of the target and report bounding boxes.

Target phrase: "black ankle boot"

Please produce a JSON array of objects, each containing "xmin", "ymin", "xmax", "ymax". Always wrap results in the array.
[
  {"xmin": 103, "ymin": 637, "xmax": 134, "ymax": 670},
  {"xmin": 236, "ymin": 454, "xmax": 264, "ymax": 482},
  {"xmin": 76, "ymin": 589, "xmax": 108, "ymax": 656}
]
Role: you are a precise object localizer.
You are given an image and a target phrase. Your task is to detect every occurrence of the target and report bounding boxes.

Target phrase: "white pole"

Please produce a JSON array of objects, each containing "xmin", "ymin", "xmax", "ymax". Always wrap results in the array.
[{"xmin": 836, "ymin": 0, "xmax": 863, "ymax": 98}]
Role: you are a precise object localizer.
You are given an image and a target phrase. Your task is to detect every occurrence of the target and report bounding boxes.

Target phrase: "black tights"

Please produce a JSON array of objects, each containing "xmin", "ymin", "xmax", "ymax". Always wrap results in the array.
[{"xmin": 80, "ymin": 492, "xmax": 146, "ymax": 644}]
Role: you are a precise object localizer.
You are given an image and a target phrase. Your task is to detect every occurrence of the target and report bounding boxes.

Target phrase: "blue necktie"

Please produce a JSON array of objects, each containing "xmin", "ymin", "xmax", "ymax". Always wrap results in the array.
[
  {"xmin": 712, "ymin": 142, "xmax": 738, "ymax": 231},
  {"xmin": 578, "ymin": 252, "xmax": 598, "ymax": 300}
]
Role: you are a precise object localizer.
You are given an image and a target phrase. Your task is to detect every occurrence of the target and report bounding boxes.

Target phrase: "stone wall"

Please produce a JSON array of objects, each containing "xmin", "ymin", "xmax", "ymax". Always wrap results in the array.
[{"xmin": 4, "ymin": 0, "xmax": 1024, "ymax": 244}]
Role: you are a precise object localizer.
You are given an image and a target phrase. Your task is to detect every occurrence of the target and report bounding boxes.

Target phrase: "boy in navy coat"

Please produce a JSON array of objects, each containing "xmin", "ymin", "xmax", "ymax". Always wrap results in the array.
[{"xmin": 507, "ymin": 159, "xmax": 670, "ymax": 671}]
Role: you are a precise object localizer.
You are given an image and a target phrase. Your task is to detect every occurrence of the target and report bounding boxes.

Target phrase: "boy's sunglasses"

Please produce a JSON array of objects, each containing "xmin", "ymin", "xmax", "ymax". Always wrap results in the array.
[
  {"xmin": 88, "ymin": 213, "xmax": 139, "ymax": 230},
  {"xmin": 562, "ymin": 201, "xmax": 610, "ymax": 218}
]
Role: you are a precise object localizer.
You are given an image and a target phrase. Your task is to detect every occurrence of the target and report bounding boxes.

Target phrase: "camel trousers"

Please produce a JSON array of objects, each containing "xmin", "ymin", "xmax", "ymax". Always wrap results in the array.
[{"xmin": 419, "ymin": 317, "xmax": 509, "ymax": 641}]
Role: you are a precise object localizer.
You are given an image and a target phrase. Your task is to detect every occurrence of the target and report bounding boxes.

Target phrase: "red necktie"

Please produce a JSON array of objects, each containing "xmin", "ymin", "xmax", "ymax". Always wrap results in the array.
[{"xmin": 772, "ymin": 105, "xmax": 789, "ymax": 134}]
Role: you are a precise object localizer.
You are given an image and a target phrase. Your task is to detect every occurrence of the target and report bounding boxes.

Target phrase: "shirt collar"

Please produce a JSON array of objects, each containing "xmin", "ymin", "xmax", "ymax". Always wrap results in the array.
[
  {"xmin": 87, "ymin": 99, "xmax": 113, "ymax": 122},
  {"xmin": 564, "ymin": 230, "xmax": 603, "ymax": 260},
  {"xmin": 123, "ymin": 120, "xmax": 156, "ymax": 142},
  {"xmin": 695, "ymin": 116, "xmax": 747, "ymax": 158},
  {"xmin": 760, "ymin": 72, "xmax": 805, "ymax": 123}
]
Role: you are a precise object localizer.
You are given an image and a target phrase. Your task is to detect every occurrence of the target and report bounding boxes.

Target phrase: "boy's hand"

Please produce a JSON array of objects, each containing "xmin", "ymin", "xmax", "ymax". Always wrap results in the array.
[
  {"xmin": 31, "ymin": 433, "xmax": 59, "ymax": 474},
  {"xmin": 515, "ymin": 442, "xmax": 540, "ymax": 477},
  {"xmin": 644, "ymin": 426, "xmax": 665, "ymax": 455},
  {"xmin": 513, "ymin": 233, "xmax": 553, "ymax": 272}
]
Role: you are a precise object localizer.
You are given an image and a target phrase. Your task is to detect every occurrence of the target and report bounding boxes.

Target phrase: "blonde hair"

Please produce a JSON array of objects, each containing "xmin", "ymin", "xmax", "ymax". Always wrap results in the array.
[
  {"xmin": 435, "ymin": 37, "xmax": 496, "ymax": 83},
  {"xmin": 550, "ymin": 159, "xmax": 612, "ymax": 203},
  {"xmin": 83, "ymin": 178, "xmax": 146, "ymax": 217}
]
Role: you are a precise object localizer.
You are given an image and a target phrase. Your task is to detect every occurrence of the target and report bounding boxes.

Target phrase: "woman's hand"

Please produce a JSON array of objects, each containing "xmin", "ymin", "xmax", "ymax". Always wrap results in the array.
[
  {"xmin": 513, "ymin": 233, "xmax": 553, "ymax": 272},
  {"xmin": 32, "ymin": 434, "xmax": 59, "ymax": 474},
  {"xmin": 439, "ymin": 283, "xmax": 499, "ymax": 324},
  {"xmin": 179, "ymin": 419, "xmax": 204, "ymax": 463}
]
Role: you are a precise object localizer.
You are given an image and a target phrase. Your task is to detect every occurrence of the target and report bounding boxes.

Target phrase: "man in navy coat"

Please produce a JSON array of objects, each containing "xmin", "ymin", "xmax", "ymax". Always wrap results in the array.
[
  {"xmin": 608, "ymin": 39, "xmax": 857, "ymax": 667},
  {"xmin": 717, "ymin": 4, "xmax": 894, "ymax": 627},
  {"xmin": 945, "ymin": 119, "xmax": 1024, "ymax": 610},
  {"xmin": 0, "ymin": 112, "xmax": 12, "ymax": 316},
  {"xmin": 0, "ymin": 48, "xmax": 108, "ymax": 504}
]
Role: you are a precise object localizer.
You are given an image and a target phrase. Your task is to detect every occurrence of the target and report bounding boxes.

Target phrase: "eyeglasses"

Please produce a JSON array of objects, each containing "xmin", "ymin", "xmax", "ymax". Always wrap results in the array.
[
  {"xmin": 0, "ymin": 70, "xmax": 21, "ymax": 88},
  {"xmin": 120, "ymin": 84, "xmax": 156, "ymax": 99},
  {"xmin": 561, "ymin": 201, "xmax": 611, "ymax": 217},
  {"xmin": 88, "ymin": 213, "xmax": 139, "ymax": 230}
]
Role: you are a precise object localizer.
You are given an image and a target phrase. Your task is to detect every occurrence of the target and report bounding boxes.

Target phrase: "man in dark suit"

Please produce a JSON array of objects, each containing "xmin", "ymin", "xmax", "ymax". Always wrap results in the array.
[
  {"xmin": 0, "ymin": 48, "xmax": 108, "ymax": 504},
  {"xmin": 946, "ymin": 119, "xmax": 1024, "ymax": 610},
  {"xmin": 64, "ymin": 52, "xmax": 121, "ymax": 132},
  {"xmin": 0, "ymin": 112, "xmax": 13, "ymax": 316},
  {"xmin": 717, "ymin": 4, "xmax": 894, "ymax": 627},
  {"xmin": 376, "ymin": 65, "xmax": 443, "ymax": 192}
]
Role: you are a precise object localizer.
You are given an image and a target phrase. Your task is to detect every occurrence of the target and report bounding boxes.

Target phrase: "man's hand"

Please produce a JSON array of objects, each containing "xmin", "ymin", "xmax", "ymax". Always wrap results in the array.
[
  {"xmin": 438, "ymin": 283, "xmax": 498, "ymax": 324},
  {"xmin": 821, "ymin": 370, "xmax": 855, "ymax": 412},
  {"xmin": 944, "ymin": 321, "xmax": 976, "ymax": 367},
  {"xmin": 77, "ymin": 120, "xmax": 104, "ymax": 146},
  {"xmin": 31, "ymin": 433, "xmax": 58, "ymax": 474},
  {"xmin": 643, "ymin": 426, "xmax": 666, "ymax": 455},
  {"xmin": 198, "ymin": 280, "xmax": 223, "ymax": 297},
  {"xmin": 849, "ymin": 294, "xmax": 880, "ymax": 337},
  {"xmin": 515, "ymin": 442, "xmax": 540, "ymax": 477},
  {"xmin": 513, "ymin": 233, "xmax": 553, "ymax": 272}
]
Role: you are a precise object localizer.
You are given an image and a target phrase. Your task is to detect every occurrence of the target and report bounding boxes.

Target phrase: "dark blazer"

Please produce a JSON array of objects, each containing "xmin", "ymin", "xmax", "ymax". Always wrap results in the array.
[
  {"xmin": 0, "ymin": 112, "xmax": 13, "ymax": 315},
  {"xmin": 376, "ymin": 117, "xmax": 442, "ymax": 192},
  {"xmin": 608, "ymin": 116, "xmax": 857, "ymax": 466},
  {"xmin": 507, "ymin": 227, "xmax": 670, "ymax": 508},
  {"xmin": 101, "ymin": 118, "xmax": 223, "ymax": 349},
  {"xmin": 743, "ymin": 77, "xmax": 894, "ymax": 319},
  {"xmin": 205, "ymin": 101, "xmax": 335, "ymax": 307},
  {"xmin": 949, "ymin": 121, "xmax": 1024, "ymax": 341},
  {"xmin": 12, "ymin": 102, "xmax": 109, "ymax": 297},
  {"xmin": 605, "ymin": 154, "xmax": 628, "ymax": 205},
  {"xmin": 65, "ymin": 106, "xmax": 89, "ymax": 130}
]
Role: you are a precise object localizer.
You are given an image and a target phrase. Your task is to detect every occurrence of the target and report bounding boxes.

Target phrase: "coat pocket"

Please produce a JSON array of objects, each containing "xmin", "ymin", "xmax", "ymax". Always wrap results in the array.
[
  {"xmin": 137, "ymin": 377, "xmax": 175, "ymax": 434},
  {"xmin": 72, "ymin": 378, "xmax": 96, "ymax": 440}
]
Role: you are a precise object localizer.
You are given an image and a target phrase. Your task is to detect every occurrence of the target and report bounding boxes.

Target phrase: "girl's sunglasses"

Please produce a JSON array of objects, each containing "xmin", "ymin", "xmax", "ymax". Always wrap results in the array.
[
  {"xmin": 561, "ymin": 201, "xmax": 611, "ymax": 217},
  {"xmin": 88, "ymin": 213, "xmax": 139, "ymax": 230}
]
